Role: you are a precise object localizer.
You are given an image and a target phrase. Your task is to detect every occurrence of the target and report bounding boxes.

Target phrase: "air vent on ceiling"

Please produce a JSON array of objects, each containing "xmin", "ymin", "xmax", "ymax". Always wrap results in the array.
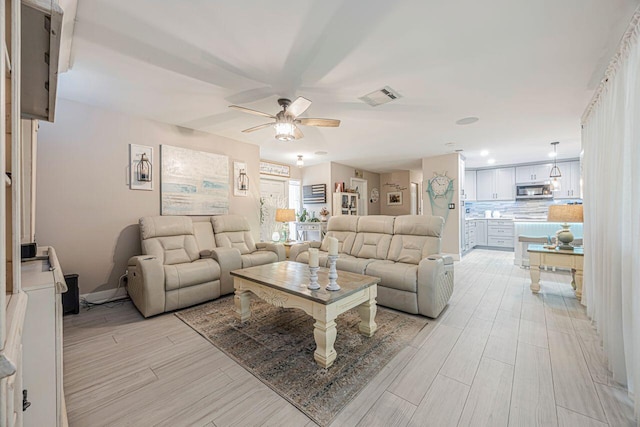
[{"xmin": 359, "ymin": 86, "xmax": 402, "ymax": 107}]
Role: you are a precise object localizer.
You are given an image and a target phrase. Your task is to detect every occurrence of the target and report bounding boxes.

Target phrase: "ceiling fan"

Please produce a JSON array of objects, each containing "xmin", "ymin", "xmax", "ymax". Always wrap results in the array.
[{"xmin": 229, "ymin": 97, "xmax": 340, "ymax": 141}]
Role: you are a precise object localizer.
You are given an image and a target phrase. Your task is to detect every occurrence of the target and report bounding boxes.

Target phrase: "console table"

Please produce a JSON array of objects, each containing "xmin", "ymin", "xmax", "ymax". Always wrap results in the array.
[
  {"xmin": 295, "ymin": 222, "xmax": 327, "ymax": 242},
  {"xmin": 527, "ymin": 244, "xmax": 584, "ymax": 300}
]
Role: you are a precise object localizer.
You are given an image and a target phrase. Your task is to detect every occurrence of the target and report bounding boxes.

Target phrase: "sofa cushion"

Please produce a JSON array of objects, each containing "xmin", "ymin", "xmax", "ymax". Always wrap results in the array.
[
  {"xmin": 164, "ymin": 258, "xmax": 221, "ymax": 291},
  {"xmin": 211, "ymin": 215, "xmax": 257, "ymax": 254},
  {"xmin": 350, "ymin": 232, "xmax": 392, "ymax": 260},
  {"xmin": 336, "ymin": 254, "xmax": 375, "ymax": 274},
  {"xmin": 365, "ymin": 260, "xmax": 418, "ymax": 293},
  {"xmin": 389, "ymin": 215, "xmax": 444, "ymax": 260},
  {"xmin": 142, "ymin": 235, "xmax": 200, "ymax": 265},
  {"xmin": 193, "ymin": 221, "xmax": 216, "ymax": 252},
  {"xmin": 140, "ymin": 216, "xmax": 193, "ymax": 240},
  {"xmin": 320, "ymin": 216, "xmax": 358, "ymax": 254},
  {"xmin": 296, "ymin": 250, "xmax": 330, "ymax": 268},
  {"xmin": 241, "ymin": 251, "xmax": 279, "ymax": 268},
  {"xmin": 357, "ymin": 215, "xmax": 395, "ymax": 234}
]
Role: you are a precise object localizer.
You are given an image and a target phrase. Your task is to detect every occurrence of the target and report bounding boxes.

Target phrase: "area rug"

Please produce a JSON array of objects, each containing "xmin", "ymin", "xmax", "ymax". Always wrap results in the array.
[{"xmin": 175, "ymin": 295, "xmax": 429, "ymax": 426}]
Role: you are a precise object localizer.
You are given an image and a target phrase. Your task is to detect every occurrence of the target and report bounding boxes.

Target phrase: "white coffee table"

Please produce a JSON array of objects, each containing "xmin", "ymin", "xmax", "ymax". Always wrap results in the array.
[{"xmin": 230, "ymin": 261, "xmax": 379, "ymax": 368}]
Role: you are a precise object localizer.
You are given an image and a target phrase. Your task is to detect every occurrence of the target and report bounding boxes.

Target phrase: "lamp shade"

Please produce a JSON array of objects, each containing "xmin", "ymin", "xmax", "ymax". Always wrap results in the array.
[
  {"xmin": 547, "ymin": 204, "xmax": 583, "ymax": 223},
  {"xmin": 275, "ymin": 208, "xmax": 296, "ymax": 223}
]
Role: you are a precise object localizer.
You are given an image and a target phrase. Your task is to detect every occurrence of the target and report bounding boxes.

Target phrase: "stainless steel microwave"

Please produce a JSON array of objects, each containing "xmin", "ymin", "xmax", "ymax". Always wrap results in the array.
[{"xmin": 515, "ymin": 182, "xmax": 553, "ymax": 199}]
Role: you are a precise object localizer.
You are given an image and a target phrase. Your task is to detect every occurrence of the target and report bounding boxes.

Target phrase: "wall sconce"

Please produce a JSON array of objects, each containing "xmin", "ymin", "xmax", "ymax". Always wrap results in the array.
[
  {"xmin": 137, "ymin": 153, "xmax": 152, "ymax": 182},
  {"xmin": 238, "ymin": 168, "xmax": 249, "ymax": 191}
]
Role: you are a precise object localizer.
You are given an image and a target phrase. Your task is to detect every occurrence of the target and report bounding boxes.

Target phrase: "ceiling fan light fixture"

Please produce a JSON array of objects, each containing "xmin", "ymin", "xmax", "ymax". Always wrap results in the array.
[{"xmin": 274, "ymin": 122, "xmax": 296, "ymax": 141}]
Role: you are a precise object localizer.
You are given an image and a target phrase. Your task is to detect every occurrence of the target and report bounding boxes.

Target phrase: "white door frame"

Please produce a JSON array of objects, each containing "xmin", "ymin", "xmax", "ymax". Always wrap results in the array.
[{"xmin": 350, "ymin": 178, "xmax": 368, "ymax": 216}]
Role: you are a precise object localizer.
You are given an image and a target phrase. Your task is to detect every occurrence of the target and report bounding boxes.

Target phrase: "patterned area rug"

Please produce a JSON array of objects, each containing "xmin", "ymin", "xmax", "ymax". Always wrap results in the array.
[{"xmin": 175, "ymin": 295, "xmax": 429, "ymax": 426}]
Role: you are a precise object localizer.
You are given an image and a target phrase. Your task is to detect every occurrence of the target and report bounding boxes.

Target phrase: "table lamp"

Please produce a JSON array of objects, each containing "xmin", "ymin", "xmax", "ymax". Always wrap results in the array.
[
  {"xmin": 547, "ymin": 204, "xmax": 583, "ymax": 250},
  {"xmin": 275, "ymin": 208, "xmax": 296, "ymax": 242}
]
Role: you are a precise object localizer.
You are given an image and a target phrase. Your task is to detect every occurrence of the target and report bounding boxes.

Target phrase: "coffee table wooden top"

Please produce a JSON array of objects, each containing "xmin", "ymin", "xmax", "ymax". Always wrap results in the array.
[{"xmin": 230, "ymin": 261, "xmax": 380, "ymax": 305}]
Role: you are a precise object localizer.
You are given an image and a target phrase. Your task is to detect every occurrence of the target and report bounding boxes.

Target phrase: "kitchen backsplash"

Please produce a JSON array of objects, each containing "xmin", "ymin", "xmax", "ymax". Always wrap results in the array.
[{"xmin": 465, "ymin": 198, "xmax": 582, "ymax": 220}]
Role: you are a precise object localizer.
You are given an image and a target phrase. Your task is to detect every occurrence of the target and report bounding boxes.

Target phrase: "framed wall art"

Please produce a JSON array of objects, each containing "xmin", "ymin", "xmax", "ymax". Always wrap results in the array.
[
  {"xmin": 129, "ymin": 144, "xmax": 154, "ymax": 191},
  {"xmin": 259, "ymin": 161, "xmax": 290, "ymax": 178},
  {"xmin": 387, "ymin": 191, "xmax": 403, "ymax": 206},
  {"xmin": 161, "ymin": 145, "xmax": 229, "ymax": 215}
]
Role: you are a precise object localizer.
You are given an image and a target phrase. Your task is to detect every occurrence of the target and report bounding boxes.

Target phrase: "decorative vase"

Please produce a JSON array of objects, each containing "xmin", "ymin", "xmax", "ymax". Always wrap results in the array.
[{"xmin": 556, "ymin": 223, "xmax": 574, "ymax": 250}]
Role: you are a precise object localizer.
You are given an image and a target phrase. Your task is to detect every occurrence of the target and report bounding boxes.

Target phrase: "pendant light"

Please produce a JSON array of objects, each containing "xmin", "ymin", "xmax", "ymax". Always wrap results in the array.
[
  {"xmin": 296, "ymin": 155, "xmax": 304, "ymax": 168},
  {"xmin": 549, "ymin": 141, "xmax": 562, "ymax": 191}
]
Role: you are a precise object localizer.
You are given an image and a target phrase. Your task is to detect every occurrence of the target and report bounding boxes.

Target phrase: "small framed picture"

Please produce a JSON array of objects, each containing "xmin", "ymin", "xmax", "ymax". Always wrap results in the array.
[{"xmin": 387, "ymin": 191, "xmax": 402, "ymax": 205}]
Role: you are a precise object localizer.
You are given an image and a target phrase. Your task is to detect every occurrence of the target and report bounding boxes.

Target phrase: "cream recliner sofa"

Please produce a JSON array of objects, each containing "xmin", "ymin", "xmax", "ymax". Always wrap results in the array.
[
  {"xmin": 127, "ymin": 215, "xmax": 284, "ymax": 317},
  {"xmin": 290, "ymin": 215, "xmax": 454, "ymax": 318}
]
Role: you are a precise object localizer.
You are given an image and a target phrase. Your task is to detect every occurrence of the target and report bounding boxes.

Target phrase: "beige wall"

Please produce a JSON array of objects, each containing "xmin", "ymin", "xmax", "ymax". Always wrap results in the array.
[
  {"xmin": 36, "ymin": 99, "xmax": 262, "ymax": 295},
  {"xmin": 330, "ymin": 162, "xmax": 381, "ymax": 215},
  {"xmin": 380, "ymin": 171, "xmax": 411, "ymax": 215},
  {"xmin": 422, "ymin": 153, "xmax": 462, "ymax": 258}
]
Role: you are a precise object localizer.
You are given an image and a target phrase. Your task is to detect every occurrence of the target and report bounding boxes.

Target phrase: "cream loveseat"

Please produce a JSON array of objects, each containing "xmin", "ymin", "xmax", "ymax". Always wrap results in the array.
[
  {"xmin": 127, "ymin": 215, "xmax": 285, "ymax": 317},
  {"xmin": 289, "ymin": 215, "xmax": 454, "ymax": 318}
]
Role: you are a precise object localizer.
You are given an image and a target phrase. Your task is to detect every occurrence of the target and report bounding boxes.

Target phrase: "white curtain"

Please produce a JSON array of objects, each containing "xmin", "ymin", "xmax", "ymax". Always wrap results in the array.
[{"xmin": 582, "ymin": 10, "xmax": 640, "ymax": 421}]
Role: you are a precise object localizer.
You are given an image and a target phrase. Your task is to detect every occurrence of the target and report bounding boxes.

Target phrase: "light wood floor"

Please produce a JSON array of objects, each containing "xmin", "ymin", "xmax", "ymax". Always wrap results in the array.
[{"xmin": 63, "ymin": 249, "xmax": 636, "ymax": 427}]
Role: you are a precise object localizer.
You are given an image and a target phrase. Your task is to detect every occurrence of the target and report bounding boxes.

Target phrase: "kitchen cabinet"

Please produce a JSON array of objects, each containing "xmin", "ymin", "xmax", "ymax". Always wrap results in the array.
[
  {"xmin": 476, "ymin": 220, "xmax": 488, "ymax": 246},
  {"xmin": 515, "ymin": 164, "xmax": 552, "ymax": 183},
  {"xmin": 463, "ymin": 170, "xmax": 476, "ymax": 201},
  {"xmin": 554, "ymin": 161, "xmax": 581, "ymax": 199},
  {"xmin": 487, "ymin": 220, "xmax": 514, "ymax": 248},
  {"xmin": 476, "ymin": 167, "xmax": 515, "ymax": 201},
  {"xmin": 332, "ymin": 192, "xmax": 358, "ymax": 216}
]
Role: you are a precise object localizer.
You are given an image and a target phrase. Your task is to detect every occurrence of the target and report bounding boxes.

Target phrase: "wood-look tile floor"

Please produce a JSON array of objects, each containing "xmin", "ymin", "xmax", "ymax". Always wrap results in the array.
[{"xmin": 63, "ymin": 249, "xmax": 636, "ymax": 427}]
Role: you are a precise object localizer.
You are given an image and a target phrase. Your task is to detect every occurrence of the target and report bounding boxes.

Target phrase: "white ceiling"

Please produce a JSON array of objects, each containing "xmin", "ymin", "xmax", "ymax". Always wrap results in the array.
[{"xmin": 59, "ymin": 0, "xmax": 639, "ymax": 172}]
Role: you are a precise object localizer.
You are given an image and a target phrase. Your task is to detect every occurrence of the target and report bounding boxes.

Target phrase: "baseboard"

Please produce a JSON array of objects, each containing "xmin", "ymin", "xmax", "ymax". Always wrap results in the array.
[{"xmin": 80, "ymin": 287, "xmax": 129, "ymax": 304}]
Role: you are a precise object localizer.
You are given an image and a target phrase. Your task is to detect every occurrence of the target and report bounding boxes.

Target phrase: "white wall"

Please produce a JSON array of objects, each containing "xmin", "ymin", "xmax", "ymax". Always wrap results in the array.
[
  {"xmin": 36, "ymin": 99, "xmax": 261, "ymax": 295},
  {"xmin": 422, "ymin": 154, "xmax": 461, "ymax": 258}
]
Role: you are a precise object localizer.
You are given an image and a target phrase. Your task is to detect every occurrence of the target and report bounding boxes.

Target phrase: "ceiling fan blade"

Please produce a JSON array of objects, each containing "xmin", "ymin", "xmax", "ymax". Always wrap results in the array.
[
  {"xmin": 229, "ymin": 105, "xmax": 275, "ymax": 119},
  {"xmin": 287, "ymin": 97, "xmax": 312, "ymax": 117},
  {"xmin": 242, "ymin": 123, "xmax": 275, "ymax": 133},
  {"xmin": 297, "ymin": 118, "xmax": 341, "ymax": 127},
  {"xmin": 294, "ymin": 125, "xmax": 304, "ymax": 140}
]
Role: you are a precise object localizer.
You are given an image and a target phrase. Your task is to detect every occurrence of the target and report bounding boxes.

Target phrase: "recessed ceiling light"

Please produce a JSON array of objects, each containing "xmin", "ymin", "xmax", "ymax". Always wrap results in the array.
[
  {"xmin": 456, "ymin": 117, "xmax": 479, "ymax": 125},
  {"xmin": 314, "ymin": 151, "xmax": 328, "ymax": 155},
  {"xmin": 548, "ymin": 151, "xmax": 557, "ymax": 157},
  {"xmin": 487, "ymin": 158, "xmax": 496, "ymax": 164},
  {"xmin": 445, "ymin": 142, "xmax": 455, "ymax": 147},
  {"xmin": 480, "ymin": 150, "xmax": 489, "ymax": 157}
]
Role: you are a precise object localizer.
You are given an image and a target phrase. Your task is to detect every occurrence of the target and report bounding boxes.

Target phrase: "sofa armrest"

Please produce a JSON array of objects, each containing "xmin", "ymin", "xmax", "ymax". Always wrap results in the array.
[
  {"xmin": 256, "ymin": 242, "xmax": 285, "ymax": 261},
  {"xmin": 426, "ymin": 254, "xmax": 454, "ymax": 266},
  {"xmin": 127, "ymin": 255, "xmax": 165, "ymax": 318},
  {"xmin": 417, "ymin": 256, "xmax": 455, "ymax": 318},
  {"xmin": 211, "ymin": 247, "xmax": 242, "ymax": 295}
]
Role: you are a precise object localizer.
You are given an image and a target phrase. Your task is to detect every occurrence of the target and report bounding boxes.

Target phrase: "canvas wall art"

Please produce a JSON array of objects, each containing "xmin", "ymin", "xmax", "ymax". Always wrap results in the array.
[{"xmin": 161, "ymin": 145, "xmax": 229, "ymax": 215}]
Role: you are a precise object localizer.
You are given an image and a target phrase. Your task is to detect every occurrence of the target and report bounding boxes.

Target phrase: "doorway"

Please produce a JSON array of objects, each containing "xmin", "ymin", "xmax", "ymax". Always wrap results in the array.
[
  {"xmin": 410, "ymin": 182, "xmax": 419, "ymax": 215},
  {"xmin": 260, "ymin": 178, "xmax": 287, "ymax": 241},
  {"xmin": 350, "ymin": 178, "xmax": 368, "ymax": 216}
]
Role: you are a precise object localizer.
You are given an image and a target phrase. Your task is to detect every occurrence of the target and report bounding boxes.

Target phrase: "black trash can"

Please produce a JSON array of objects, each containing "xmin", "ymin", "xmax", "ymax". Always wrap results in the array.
[{"xmin": 63, "ymin": 274, "xmax": 80, "ymax": 315}]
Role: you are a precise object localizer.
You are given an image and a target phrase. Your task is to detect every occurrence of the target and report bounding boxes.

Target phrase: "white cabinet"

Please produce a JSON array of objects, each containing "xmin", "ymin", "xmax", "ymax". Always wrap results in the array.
[
  {"xmin": 516, "ymin": 164, "xmax": 552, "ymax": 183},
  {"xmin": 22, "ymin": 248, "xmax": 67, "ymax": 427},
  {"xmin": 487, "ymin": 219, "xmax": 514, "ymax": 248},
  {"xmin": 333, "ymin": 192, "xmax": 358, "ymax": 216},
  {"xmin": 476, "ymin": 168, "xmax": 515, "ymax": 201},
  {"xmin": 554, "ymin": 161, "xmax": 581, "ymax": 199},
  {"xmin": 476, "ymin": 220, "xmax": 488, "ymax": 246},
  {"xmin": 463, "ymin": 170, "xmax": 476, "ymax": 201}
]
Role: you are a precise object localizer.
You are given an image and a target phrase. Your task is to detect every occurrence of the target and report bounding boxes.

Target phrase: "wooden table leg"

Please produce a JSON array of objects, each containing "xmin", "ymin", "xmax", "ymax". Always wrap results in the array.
[
  {"xmin": 529, "ymin": 252, "xmax": 541, "ymax": 293},
  {"xmin": 357, "ymin": 296, "xmax": 377, "ymax": 337},
  {"xmin": 574, "ymin": 269, "xmax": 583, "ymax": 301},
  {"xmin": 313, "ymin": 319, "xmax": 337, "ymax": 368},
  {"xmin": 234, "ymin": 289, "xmax": 251, "ymax": 322}
]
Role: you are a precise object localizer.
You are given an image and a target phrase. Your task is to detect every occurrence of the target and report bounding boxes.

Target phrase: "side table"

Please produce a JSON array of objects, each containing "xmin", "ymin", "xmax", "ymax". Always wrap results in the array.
[{"xmin": 527, "ymin": 244, "xmax": 584, "ymax": 300}]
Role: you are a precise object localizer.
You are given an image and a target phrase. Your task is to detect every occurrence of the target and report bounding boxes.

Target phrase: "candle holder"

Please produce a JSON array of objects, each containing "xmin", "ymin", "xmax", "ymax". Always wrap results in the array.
[
  {"xmin": 326, "ymin": 255, "xmax": 341, "ymax": 291},
  {"xmin": 307, "ymin": 266, "xmax": 320, "ymax": 290}
]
